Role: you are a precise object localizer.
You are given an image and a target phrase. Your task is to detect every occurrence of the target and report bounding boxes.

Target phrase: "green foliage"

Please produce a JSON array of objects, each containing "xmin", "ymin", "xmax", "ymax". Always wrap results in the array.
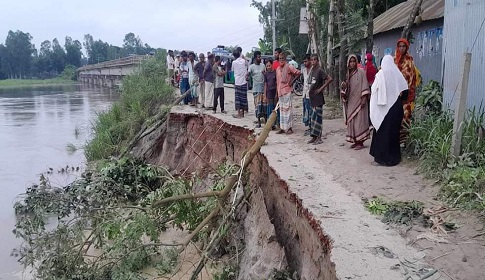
[
  {"xmin": 61, "ymin": 64, "xmax": 77, "ymax": 80},
  {"xmin": 406, "ymin": 81, "xmax": 485, "ymax": 210},
  {"xmin": 415, "ymin": 80, "xmax": 443, "ymax": 115},
  {"xmin": 251, "ymin": 0, "xmax": 309, "ymax": 61},
  {"xmin": 269, "ymin": 268, "xmax": 297, "ymax": 280},
  {"xmin": 84, "ymin": 56, "xmax": 173, "ymax": 161},
  {"xmin": 13, "ymin": 157, "xmax": 223, "ymax": 279},
  {"xmin": 365, "ymin": 197, "xmax": 388, "ymax": 215},
  {"xmin": 213, "ymin": 265, "xmax": 237, "ymax": 280},
  {"xmin": 0, "ymin": 78, "xmax": 74, "ymax": 88},
  {"xmin": 365, "ymin": 198, "xmax": 424, "ymax": 225}
]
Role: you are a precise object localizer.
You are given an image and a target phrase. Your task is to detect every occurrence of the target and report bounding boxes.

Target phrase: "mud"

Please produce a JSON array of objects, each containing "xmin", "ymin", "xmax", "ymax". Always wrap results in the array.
[
  {"xmin": 131, "ymin": 86, "xmax": 485, "ymax": 280},
  {"xmin": 132, "ymin": 112, "xmax": 337, "ymax": 279}
]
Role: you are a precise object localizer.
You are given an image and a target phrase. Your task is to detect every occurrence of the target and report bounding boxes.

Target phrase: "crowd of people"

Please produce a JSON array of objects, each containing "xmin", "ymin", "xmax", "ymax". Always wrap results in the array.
[{"xmin": 166, "ymin": 37, "xmax": 419, "ymax": 167}]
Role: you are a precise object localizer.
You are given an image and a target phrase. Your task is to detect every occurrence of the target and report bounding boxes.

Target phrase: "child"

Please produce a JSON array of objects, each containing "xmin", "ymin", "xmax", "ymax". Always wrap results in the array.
[
  {"xmin": 212, "ymin": 56, "xmax": 227, "ymax": 114},
  {"xmin": 263, "ymin": 58, "xmax": 277, "ymax": 130}
]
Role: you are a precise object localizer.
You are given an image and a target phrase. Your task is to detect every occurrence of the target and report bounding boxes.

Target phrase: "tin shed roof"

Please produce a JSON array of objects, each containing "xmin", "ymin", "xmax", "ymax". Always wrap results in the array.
[{"xmin": 373, "ymin": 0, "xmax": 445, "ymax": 35}]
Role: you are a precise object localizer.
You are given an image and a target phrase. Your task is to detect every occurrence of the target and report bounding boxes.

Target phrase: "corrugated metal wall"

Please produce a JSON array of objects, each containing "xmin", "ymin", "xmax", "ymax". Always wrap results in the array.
[
  {"xmin": 442, "ymin": 0, "xmax": 485, "ymax": 110},
  {"xmin": 370, "ymin": 19, "xmax": 444, "ymax": 85}
]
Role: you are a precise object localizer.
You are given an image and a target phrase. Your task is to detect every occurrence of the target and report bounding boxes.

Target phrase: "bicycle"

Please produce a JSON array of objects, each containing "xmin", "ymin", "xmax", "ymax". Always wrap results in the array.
[{"xmin": 291, "ymin": 74, "xmax": 304, "ymax": 96}]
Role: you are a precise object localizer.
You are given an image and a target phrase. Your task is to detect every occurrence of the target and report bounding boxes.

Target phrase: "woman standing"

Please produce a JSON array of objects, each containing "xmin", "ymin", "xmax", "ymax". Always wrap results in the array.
[
  {"xmin": 370, "ymin": 55, "xmax": 408, "ymax": 166},
  {"xmin": 365, "ymin": 53, "xmax": 377, "ymax": 86},
  {"xmin": 395, "ymin": 38, "xmax": 419, "ymax": 145},
  {"xmin": 340, "ymin": 54, "xmax": 371, "ymax": 150},
  {"xmin": 276, "ymin": 51, "xmax": 301, "ymax": 135}
]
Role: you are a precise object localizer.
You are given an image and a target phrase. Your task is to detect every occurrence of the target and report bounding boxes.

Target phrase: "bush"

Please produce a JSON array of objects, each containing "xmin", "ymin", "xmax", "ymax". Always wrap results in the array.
[
  {"xmin": 85, "ymin": 57, "xmax": 173, "ymax": 160},
  {"xmin": 406, "ymin": 81, "xmax": 485, "ymax": 210},
  {"xmin": 60, "ymin": 64, "xmax": 77, "ymax": 81}
]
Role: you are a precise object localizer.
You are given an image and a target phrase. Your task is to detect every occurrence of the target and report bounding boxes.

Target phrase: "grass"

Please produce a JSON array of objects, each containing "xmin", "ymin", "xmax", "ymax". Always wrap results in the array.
[
  {"xmin": 0, "ymin": 78, "xmax": 75, "ymax": 88},
  {"xmin": 405, "ymin": 81, "xmax": 485, "ymax": 210},
  {"xmin": 84, "ymin": 57, "xmax": 173, "ymax": 161}
]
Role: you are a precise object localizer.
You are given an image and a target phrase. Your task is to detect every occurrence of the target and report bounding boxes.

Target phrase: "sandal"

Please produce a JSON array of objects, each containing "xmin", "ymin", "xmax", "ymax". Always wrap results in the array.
[
  {"xmin": 312, "ymin": 138, "xmax": 323, "ymax": 145},
  {"xmin": 285, "ymin": 129, "xmax": 294, "ymax": 135},
  {"xmin": 350, "ymin": 143, "xmax": 357, "ymax": 149},
  {"xmin": 276, "ymin": 129, "xmax": 285, "ymax": 134},
  {"xmin": 232, "ymin": 114, "xmax": 241, "ymax": 119},
  {"xmin": 354, "ymin": 144, "xmax": 365, "ymax": 150}
]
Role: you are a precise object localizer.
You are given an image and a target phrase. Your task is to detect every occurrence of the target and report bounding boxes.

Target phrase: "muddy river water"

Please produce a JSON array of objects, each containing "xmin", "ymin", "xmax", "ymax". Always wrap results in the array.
[{"xmin": 0, "ymin": 84, "xmax": 118, "ymax": 278}]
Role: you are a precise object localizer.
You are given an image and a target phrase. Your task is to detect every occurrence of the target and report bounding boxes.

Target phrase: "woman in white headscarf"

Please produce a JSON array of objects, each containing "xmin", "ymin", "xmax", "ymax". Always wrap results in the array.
[{"xmin": 369, "ymin": 55, "xmax": 408, "ymax": 166}]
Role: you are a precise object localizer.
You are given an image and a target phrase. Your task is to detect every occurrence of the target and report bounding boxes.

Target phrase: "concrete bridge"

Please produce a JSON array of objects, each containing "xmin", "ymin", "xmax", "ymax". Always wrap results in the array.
[{"xmin": 77, "ymin": 55, "xmax": 151, "ymax": 88}]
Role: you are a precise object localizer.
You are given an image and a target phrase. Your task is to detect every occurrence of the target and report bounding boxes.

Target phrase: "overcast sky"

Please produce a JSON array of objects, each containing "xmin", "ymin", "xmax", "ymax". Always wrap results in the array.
[{"xmin": 0, "ymin": 0, "xmax": 266, "ymax": 55}]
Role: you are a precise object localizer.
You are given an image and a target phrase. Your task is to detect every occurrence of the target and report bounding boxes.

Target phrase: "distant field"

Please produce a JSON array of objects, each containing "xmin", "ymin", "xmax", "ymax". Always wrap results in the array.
[{"xmin": 0, "ymin": 78, "xmax": 75, "ymax": 88}]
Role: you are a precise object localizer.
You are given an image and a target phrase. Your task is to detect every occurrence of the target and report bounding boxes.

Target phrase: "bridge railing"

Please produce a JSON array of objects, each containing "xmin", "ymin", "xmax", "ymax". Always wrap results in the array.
[{"xmin": 77, "ymin": 55, "xmax": 152, "ymax": 72}]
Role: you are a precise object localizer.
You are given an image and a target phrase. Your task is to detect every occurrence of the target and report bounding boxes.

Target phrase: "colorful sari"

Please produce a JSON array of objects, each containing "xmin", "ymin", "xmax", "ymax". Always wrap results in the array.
[
  {"xmin": 344, "ymin": 55, "xmax": 371, "ymax": 143},
  {"xmin": 395, "ymin": 38, "xmax": 420, "ymax": 144}
]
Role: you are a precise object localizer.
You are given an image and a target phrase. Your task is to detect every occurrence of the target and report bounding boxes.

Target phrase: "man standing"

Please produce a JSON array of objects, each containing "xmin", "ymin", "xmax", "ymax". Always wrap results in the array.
[
  {"xmin": 212, "ymin": 56, "xmax": 227, "ymax": 114},
  {"xmin": 179, "ymin": 51, "xmax": 191, "ymax": 104},
  {"xmin": 248, "ymin": 51, "xmax": 266, "ymax": 125},
  {"xmin": 272, "ymin": 48, "xmax": 282, "ymax": 70},
  {"xmin": 188, "ymin": 52, "xmax": 197, "ymax": 106},
  {"xmin": 301, "ymin": 54, "xmax": 312, "ymax": 135},
  {"xmin": 232, "ymin": 50, "xmax": 248, "ymax": 118},
  {"xmin": 167, "ymin": 50, "xmax": 175, "ymax": 86},
  {"xmin": 307, "ymin": 54, "xmax": 333, "ymax": 144},
  {"xmin": 194, "ymin": 53, "xmax": 206, "ymax": 107},
  {"xmin": 289, "ymin": 56, "xmax": 299, "ymax": 69},
  {"xmin": 174, "ymin": 54, "xmax": 181, "ymax": 87},
  {"xmin": 203, "ymin": 54, "xmax": 215, "ymax": 110},
  {"xmin": 276, "ymin": 51, "xmax": 301, "ymax": 134}
]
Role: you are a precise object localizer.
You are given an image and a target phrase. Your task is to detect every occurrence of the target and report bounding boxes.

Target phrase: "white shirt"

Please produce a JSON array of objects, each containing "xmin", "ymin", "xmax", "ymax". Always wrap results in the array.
[
  {"xmin": 175, "ymin": 57, "xmax": 180, "ymax": 69},
  {"xmin": 167, "ymin": 55, "xmax": 175, "ymax": 70},
  {"xmin": 232, "ymin": 57, "xmax": 248, "ymax": 86},
  {"xmin": 302, "ymin": 67, "xmax": 311, "ymax": 98}
]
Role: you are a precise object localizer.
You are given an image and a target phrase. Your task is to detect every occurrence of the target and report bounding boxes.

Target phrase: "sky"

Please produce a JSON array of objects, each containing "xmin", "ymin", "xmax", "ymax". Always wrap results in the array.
[{"xmin": 0, "ymin": 0, "xmax": 267, "ymax": 55}]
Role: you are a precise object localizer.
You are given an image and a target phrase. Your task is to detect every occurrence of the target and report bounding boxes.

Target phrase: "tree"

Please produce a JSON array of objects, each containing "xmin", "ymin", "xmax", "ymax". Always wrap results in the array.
[
  {"xmin": 401, "ymin": 0, "xmax": 424, "ymax": 41},
  {"xmin": 51, "ymin": 38, "xmax": 66, "ymax": 73},
  {"xmin": 91, "ymin": 40, "xmax": 109, "ymax": 63},
  {"xmin": 123, "ymin": 32, "xmax": 143, "ymax": 55},
  {"xmin": 40, "ymin": 40, "xmax": 52, "ymax": 57},
  {"xmin": 3, "ymin": 30, "xmax": 35, "ymax": 78},
  {"xmin": 336, "ymin": 0, "xmax": 347, "ymax": 88},
  {"xmin": 107, "ymin": 45, "xmax": 121, "ymax": 60},
  {"xmin": 251, "ymin": 0, "xmax": 309, "ymax": 61},
  {"xmin": 366, "ymin": 0, "xmax": 375, "ymax": 53},
  {"xmin": 65, "ymin": 36, "xmax": 82, "ymax": 67},
  {"xmin": 0, "ymin": 44, "xmax": 7, "ymax": 79},
  {"xmin": 83, "ymin": 34, "xmax": 95, "ymax": 64}
]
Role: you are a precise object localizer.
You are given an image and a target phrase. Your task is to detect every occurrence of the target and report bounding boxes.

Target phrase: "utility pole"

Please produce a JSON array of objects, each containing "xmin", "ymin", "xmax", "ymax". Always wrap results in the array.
[
  {"xmin": 327, "ymin": 0, "xmax": 335, "ymax": 95},
  {"xmin": 306, "ymin": 0, "xmax": 319, "ymax": 58},
  {"xmin": 272, "ymin": 0, "xmax": 276, "ymax": 52}
]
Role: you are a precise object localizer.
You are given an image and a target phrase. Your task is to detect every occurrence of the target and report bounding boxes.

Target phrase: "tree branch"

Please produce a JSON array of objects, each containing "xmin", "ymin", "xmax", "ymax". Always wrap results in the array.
[{"xmin": 152, "ymin": 191, "xmax": 222, "ymax": 208}]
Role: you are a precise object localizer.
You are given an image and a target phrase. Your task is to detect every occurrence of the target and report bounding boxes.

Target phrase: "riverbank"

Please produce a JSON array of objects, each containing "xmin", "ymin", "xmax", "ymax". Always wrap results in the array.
[
  {"xmin": 160, "ymin": 87, "xmax": 484, "ymax": 280},
  {"xmin": 0, "ymin": 78, "xmax": 75, "ymax": 88}
]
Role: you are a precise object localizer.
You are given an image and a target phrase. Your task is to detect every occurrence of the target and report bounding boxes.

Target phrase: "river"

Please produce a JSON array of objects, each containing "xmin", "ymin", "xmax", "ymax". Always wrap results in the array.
[{"xmin": 0, "ymin": 84, "xmax": 119, "ymax": 279}]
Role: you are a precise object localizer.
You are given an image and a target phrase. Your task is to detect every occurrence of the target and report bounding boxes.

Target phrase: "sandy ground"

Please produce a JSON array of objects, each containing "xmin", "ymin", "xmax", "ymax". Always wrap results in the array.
[{"xmin": 172, "ymin": 85, "xmax": 485, "ymax": 280}]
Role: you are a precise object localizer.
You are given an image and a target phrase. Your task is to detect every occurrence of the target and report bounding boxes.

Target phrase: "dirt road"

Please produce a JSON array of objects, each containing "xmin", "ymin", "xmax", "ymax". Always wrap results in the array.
[{"xmin": 172, "ymin": 86, "xmax": 485, "ymax": 280}]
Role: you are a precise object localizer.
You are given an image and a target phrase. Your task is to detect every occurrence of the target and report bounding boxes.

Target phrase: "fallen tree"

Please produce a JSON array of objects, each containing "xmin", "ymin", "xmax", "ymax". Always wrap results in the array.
[{"xmin": 13, "ymin": 101, "xmax": 279, "ymax": 279}]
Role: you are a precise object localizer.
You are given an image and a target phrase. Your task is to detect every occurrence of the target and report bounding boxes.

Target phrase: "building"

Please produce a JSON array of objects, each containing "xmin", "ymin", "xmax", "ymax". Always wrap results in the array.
[
  {"xmin": 371, "ymin": 0, "xmax": 445, "ymax": 85},
  {"xmin": 442, "ymin": 0, "xmax": 485, "ymax": 110}
]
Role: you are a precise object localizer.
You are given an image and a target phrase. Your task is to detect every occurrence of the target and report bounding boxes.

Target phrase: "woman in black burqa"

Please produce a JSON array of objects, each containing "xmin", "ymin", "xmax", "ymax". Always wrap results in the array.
[{"xmin": 369, "ymin": 55, "xmax": 409, "ymax": 166}]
